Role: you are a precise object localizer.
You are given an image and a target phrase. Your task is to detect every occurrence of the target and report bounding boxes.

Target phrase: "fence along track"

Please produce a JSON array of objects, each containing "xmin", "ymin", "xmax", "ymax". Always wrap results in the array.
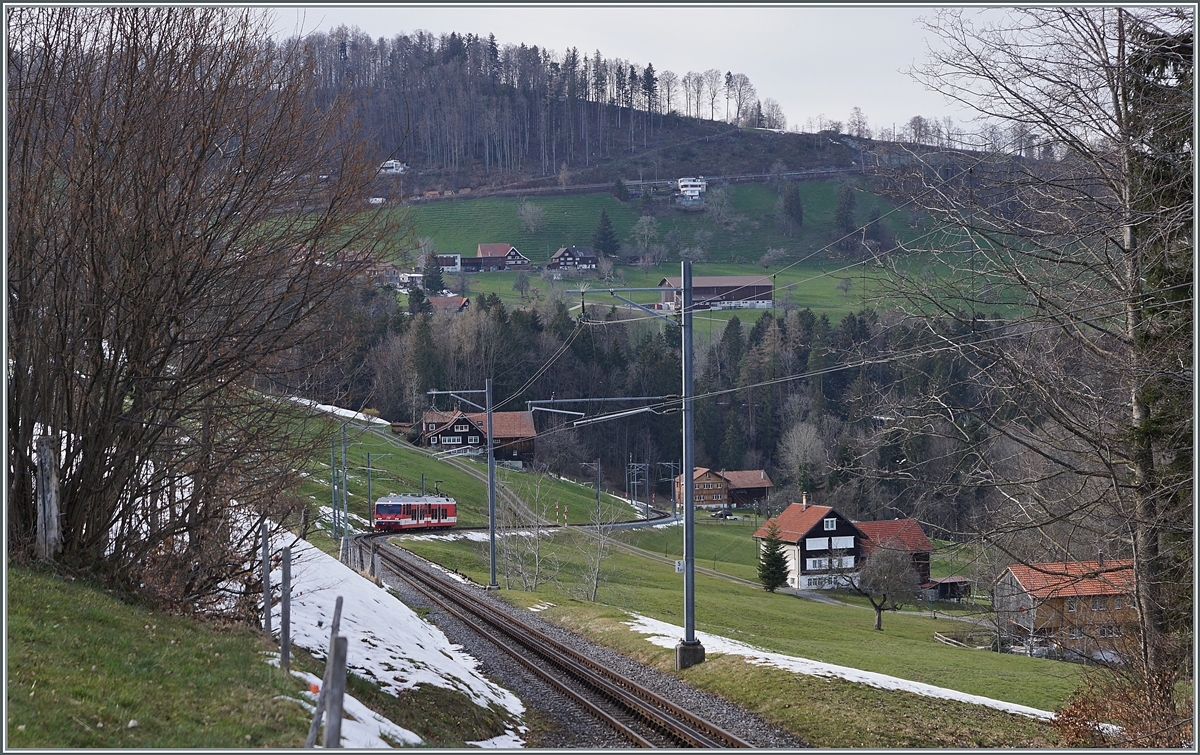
[{"xmin": 371, "ymin": 543, "xmax": 751, "ymax": 749}]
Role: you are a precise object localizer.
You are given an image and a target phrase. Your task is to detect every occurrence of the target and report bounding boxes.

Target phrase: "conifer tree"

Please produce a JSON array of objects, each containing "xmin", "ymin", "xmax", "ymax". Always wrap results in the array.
[
  {"xmin": 758, "ymin": 521, "xmax": 789, "ymax": 592},
  {"xmin": 592, "ymin": 209, "xmax": 620, "ymax": 256},
  {"xmin": 422, "ymin": 253, "xmax": 445, "ymax": 294}
]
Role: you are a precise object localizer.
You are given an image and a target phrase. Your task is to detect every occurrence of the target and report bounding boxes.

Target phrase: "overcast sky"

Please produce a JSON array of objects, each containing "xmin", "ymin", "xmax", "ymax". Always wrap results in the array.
[{"xmin": 274, "ymin": 4, "xmax": 995, "ymax": 134}]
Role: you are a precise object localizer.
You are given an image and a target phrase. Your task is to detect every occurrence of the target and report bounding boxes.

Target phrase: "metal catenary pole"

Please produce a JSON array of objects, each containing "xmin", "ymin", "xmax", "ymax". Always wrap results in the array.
[
  {"xmin": 677, "ymin": 259, "xmax": 704, "ymax": 669},
  {"xmin": 486, "ymin": 378, "xmax": 498, "ymax": 588}
]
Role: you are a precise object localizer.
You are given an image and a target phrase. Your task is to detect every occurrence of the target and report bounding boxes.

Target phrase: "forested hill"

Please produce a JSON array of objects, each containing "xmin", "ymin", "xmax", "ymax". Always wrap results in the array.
[{"xmin": 296, "ymin": 26, "xmax": 861, "ymax": 194}]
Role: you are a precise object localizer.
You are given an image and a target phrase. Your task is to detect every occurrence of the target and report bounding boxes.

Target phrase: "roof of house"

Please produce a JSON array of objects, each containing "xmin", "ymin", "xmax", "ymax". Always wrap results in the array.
[
  {"xmin": 428, "ymin": 296, "xmax": 469, "ymax": 311},
  {"xmin": 658, "ymin": 276, "xmax": 774, "ymax": 289},
  {"xmin": 753, "ymin": 504, "xmax": 862, "ymax": 542},
  {"xmin": 551, "ymin": 246, "xmax": 597, "ymax": 259},
  {"xmin": 477, "ymin": 243, "xmax": 515, "ymax": 258},
  {"xmin": 855, "ymin": 519, "xmax": 933, "ymax": 554},
  {"xmin": 723, "ymin": 470, "xmax": 774, "ymax": 490},
  {"xmin": 1003, "ymin": 560, "xmax": 1135, "ymax": 600}
]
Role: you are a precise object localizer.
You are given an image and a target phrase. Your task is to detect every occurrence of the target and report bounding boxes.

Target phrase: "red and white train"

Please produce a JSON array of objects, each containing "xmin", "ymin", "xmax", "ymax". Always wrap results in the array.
[{"xmin": 372, "ymin": 493, "xmax": 457, "ymax": 532}]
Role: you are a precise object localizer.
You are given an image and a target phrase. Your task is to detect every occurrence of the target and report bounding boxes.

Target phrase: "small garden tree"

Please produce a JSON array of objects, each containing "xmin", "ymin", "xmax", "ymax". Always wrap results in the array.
[
  {"xmin": 846, "ymin": 547, "xmax": 921, "ymax": 630},
  {"xmin": 757, "ymin": 521, "xmax": 789, "ymax": 592},
  {"xmin": 422, "ymin": 253, "xmax": 445, "ymax": 294}
]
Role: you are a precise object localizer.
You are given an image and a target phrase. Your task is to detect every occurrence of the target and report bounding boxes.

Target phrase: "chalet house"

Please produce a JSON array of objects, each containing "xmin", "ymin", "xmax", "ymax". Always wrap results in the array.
[
  {"xmin": 477, "ymin": 243, "xmax": 531, "ymax": 272},
  {"xmin": 673, "ymin": 468, "xmax": 774, "ymax": 509},
  {"xmin": 751, "ymin": 501, "xmax": 865, "ymax": 590},
  {"xmin": 364, "ymin": 262, "xmax": 402, "ymax": 288},
  {"xmin": 421, "ymin": 409, "xmax": 536, "ymax": 464},
  {"xmin": 428, "ymin": 296, "xmax": 470, "ymax": 314},
  {"xmin": 993, "ymin": 559, "xmax": 1136, "ymax": 659},
  {"xmin": 855, "ymin": 518, "xmax": 934, "ymax": 584},
  {"xmin": 436, "ymin": 254, "xmax": 462, "ymax": 273},
  {"xmin": 547, "ymin": 246, "xmax": 599, "ymax": 271},
  {"xmin": 658, "ymin": 276, "xmax": 774, "ymax": 311}
]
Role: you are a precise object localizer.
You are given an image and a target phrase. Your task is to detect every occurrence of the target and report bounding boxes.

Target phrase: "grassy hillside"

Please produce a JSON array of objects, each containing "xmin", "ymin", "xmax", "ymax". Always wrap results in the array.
[
  {"xmin": 6, "ymin": 566, "xmax": 311, "ymax": 748},
  {"xmin": 387, "ymin": 178, "xmax": 917, "ymax": 267}
]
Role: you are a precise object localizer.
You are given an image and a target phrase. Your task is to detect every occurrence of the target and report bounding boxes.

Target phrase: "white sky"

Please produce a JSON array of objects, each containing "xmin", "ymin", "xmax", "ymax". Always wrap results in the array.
[{"xmin": 272, "ymin": 4, "xmax": 999, "ymax": 134}]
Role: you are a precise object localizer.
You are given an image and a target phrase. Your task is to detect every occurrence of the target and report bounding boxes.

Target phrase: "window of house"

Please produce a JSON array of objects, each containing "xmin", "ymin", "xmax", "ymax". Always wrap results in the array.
[
  {"xmin": 442, "ymin": 436, "xmax": 461, "ymax": 444},
  {"xmin": 455, "ymin": 424, "xmax": 469, "ymax": 432},
  {"xmin": 823, "ymin": 518, "xmax": 837, "ymax": 531},
  {"xmin": 1114, "ymin": 596, "xmax": 1122, "ymax": 610},
  {"xmin": 468, "ymin": 436, "xmax": 480, "ymax": 444},
  {"xmin": 806, "ymin": 558, "xmax": 828, "ymax": 571},
  {"xmin": 713, "ymin": 494, "xmax": 722, "ymax": 501},
  {"xmin": 805, "ymin": 537, "xmax": 829, "ymax": 551},
  {"xmin": 696, "ymin": 494, "xmax": 704, "ymax": 501},
  {"xmin": 831, "ymin": 535, "xmax": 855, "ymax": 550},
  {"xmin": 430, "ymin": 436, "xmax": 438, "ymax": 444},
  {"xmin": 1091, "ymin": 597, "xmax": 1107, "ymax": 611},
  {"xmin": 427, "ymin": 423, "xmax": 436, "ymax": 430}
]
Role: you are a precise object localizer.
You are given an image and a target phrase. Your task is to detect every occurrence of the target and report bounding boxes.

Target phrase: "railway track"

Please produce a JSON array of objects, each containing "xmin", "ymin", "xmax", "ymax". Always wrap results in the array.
[{"xmin": 363, "ymin": 539, "xmax": 751, "ymax": 749}]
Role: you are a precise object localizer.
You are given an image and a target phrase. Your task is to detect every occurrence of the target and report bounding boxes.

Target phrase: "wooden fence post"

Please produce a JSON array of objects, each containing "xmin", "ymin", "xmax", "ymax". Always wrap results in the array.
[
  {"xmin": 281, "ymin": 546, "xmax": 291, "ymax": 672},
  {"xmin": 304, "ymin": 596, "xmax": 343, "ymax": 748},
  {"xmin": 35, "ymin": 437, "xmax": 61, "ymax": 561},
  {"xmin": 261, "ymin": 523, "xmax": 271, "ymax": 635},
  {"xmin": 323, "ymin": 635, "xmax": 348, "ymax": 749}
]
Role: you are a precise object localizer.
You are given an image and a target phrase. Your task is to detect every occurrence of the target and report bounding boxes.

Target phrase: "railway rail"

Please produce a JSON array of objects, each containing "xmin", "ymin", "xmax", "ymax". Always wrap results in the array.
[{"xmin": 355, "ymin": 536, "xmax": 750, "ymax": 748}]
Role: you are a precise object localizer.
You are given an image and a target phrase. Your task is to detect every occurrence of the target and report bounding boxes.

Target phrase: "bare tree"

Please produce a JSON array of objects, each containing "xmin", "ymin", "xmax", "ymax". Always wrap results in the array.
[
  {"xmin": 761, "ymin": 98, "xmax": 787, "ymax": 130},
  {"xmin": 7, "ymin": 7, "xmax": 410, "ymax": 608},
  {"xmin": 878, "ymin": 6, "xmax": 1191, "ymax": 699},
  {"xmin": 659, "ymin": 69, "xmax": 679, "ymax": 115},
  {"xmin": 848, "ymin": 106, "xmax": 871, "ymax": 139},
  {"xmin": 702, "ymin": 68, "xmax": 723, "ymax": 121},
  {"xmin": 516, "ymin": 198, "xmax": 546, "ymax": 233},
  {"xmin": 727, "ymin": 72, "xmax": 755, "ymax": 126},
  {"xmin": 844, "ymin": 546, "xmax": 923, "ymax": 631}
]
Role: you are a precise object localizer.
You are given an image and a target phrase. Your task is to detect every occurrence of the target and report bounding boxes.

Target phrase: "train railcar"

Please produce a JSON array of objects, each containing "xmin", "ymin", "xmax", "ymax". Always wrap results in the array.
[{"xmin": 373, "ymin": 493, "xmax": 456, "ymax": 532}]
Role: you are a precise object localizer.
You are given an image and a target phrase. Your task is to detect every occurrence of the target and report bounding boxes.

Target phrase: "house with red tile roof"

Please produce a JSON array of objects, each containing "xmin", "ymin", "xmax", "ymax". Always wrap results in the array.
[
  {"xmin": 673, "ymin": 467, "xmax": 773, "ymax": 510},
  {"xmin": 752, "ymin": 501, "xmax": 934, "ymax": 590},
  {"xmin": 993, "ymin": 559, "xmax": 1136, "ymax": 658},
  {"xmin": 751, "ymin": 499, "xmax": 865, "ymax": 590},
  {"xmin": 420, "ymin": 409, "xmax": 536, "ymax": 464},
  {"xmin": 476, "ymin": 243, "xmax": 530, "ymax": 271}
]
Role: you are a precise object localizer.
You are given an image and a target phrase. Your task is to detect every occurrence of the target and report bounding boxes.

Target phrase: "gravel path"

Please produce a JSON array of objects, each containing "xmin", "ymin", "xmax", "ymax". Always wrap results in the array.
[{"xmin": 380, "ymin": 545, "xmax": 810, "ymax": 749}]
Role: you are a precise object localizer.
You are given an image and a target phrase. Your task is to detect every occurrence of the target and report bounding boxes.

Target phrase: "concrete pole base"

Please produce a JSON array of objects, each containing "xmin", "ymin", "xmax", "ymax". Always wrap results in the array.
[{"xmin": 675, "ymin": 639, "xmax": 705, "ymax": 670}]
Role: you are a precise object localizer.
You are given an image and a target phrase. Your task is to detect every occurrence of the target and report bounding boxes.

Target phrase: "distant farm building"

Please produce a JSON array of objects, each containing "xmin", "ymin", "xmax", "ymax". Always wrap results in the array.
[
  {"xmin": 436, "ymin": 254, "xmax": 462, "ymax": 273},
  {"xmin": 674, "ymin": 467, "xmax": 773, "ymax": 509},
  {"xmin": 658, "ymin": 275, "xmax": 774, "ymax": 310},
  {"xmin": 379, "ymin": 159, "xmax": 407, "ymax": 174},
  {"xmin": 547, "ymin": 246, "xmax": 599, "ymax": 271},
  {"xmin": 476, "ymin": 243, "xmax": 531, "ymax": 271}
]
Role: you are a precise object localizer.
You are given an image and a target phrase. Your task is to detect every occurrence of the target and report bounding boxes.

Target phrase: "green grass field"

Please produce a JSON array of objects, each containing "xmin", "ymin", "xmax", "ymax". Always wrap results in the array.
[
  {"xmin": 400, "ymin": 527, "xmax": 1078, "ymax": 747},
  {"xmin": 388, "ymin": 178, "xmax": 916, "ymax": 267}
]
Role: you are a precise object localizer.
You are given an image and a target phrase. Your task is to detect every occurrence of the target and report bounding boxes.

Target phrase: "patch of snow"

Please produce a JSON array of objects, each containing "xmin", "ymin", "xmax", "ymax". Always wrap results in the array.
[
  {"xmin": 469, "ymin": 728, "xmax": 528, "ymax": 748},
  {"xmin": 268, "ymin": 659, "xmax": 422, "ymax": 747},
  {"xmin": 623, "ymin": 613, "xmax": 1056, "ymax": 721},
  {"xmin": 264, "ymin": 533, "xmax": 525, "ymax": 743},
  {"xmin": 528, "ymin": 602, "xmax": 556, "ymax": 613},
  {"xmin": 289, "ymin": 396, "xmax": 391, "ymax": 427}
]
